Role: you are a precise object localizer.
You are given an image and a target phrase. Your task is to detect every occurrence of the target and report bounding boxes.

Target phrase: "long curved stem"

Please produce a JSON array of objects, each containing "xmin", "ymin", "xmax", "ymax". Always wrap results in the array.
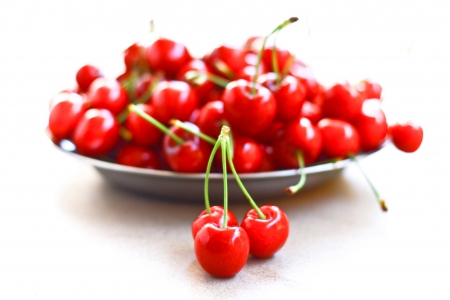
[
  {"xmin": 204, "ymin": 139, "xmax": 222, "ymax": 214},
  {"xmin": 349, "ymin": 154, "xmax": 387, "ymax": 212},
  {"xmin": 286, "ymin": 150, "xmax": 307, "ymax": 194},
  {"xmin": 221, "ymin": 137, "xmax": 228, "ymax": 228},
  {"xmin": 184, "ymin": 71, "xmax": 230, "ymax": 88},
  {"xmin": 271, "ymin": 29, "xmax": 282, "ymax": 85},
  {"xmin": 169, "ymin": 119, "xmax": 216, "ymax": 145}
]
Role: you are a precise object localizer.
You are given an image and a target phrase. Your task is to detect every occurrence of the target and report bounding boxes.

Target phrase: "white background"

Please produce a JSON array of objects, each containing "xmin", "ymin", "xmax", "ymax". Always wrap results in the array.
[{"xmin": 0, "ymin": 0, "xmax": 449, "ymax": 299}]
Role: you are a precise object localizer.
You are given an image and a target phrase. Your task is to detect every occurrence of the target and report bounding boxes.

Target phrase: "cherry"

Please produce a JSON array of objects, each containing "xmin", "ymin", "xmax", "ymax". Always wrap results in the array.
[
  {"xmin": 318, "ymin": 118, "xmax": 360, "ymax": 158},
  {"xmin": 193, "ymin": 100, "xmax": 224, "ymax": 138},
  {"xmin": 145, "ymin": 38, "xmax": 192, "ymax": 78},
  {"xmin": 262, "ymin": 47, "xmax": 294, "ymax": 74},
  {"xmin": 191, "ymin": 206, "xmax": 238, "ymax": 239},
  {"xmin": 390, "ymin": 121, "xmax": 423, "ymax": 153},
  {"xmin": 48, "ymin": 92, "xmax": 87, "ymax": 140},
  {"xmin": 353, "ymin": 99, "xmax": 388, "ymax": 151},
  {"xmin": 218, "ymin": 134, "xmax": 264, "ymax": 173},
  {"xmin": 115, "ymin": 144, "xmax": 159, "ymax": 169},
  {"xmin": 253, "ymin": 122, "xmax": 284, "ymax": 145},
  {"xmin": 177, "ymin": 59, "xmax": 222, "ymax": 106},
  {"xmin": 257, "ymin": 145, "xmax": 277, "ymax": 172},
  {"xmin": 258, "ymin": 73, "xmax": 306, "ymax": 122},
  {"xmin": 322, "ymin": 82, "xmax": 363, "ymax": 121},
  {"xmin": 87, "ymin": 78, "xmax": 129, "ymax": 115},
  {"xmin": 241, "ymin": 205, "xmax": 289, "ymax": 258},
  {"xmin": 300, "ymin": 101, "xmax": 322, "ymax": 124},
  {"xmin": 195, "ymin": 223, "xmax": 249, "ymax": 277},
  {"xmin": 289, "ymin": 61, "xmax": 324, "ymax": 103},
  {"xmin": 123, "ymin": 42, "xmax": 149, "ymax": 73},
  {"xmin": 163, "ymin": 123, "xmax": 211, "ymax": 173},
  {"xmin": 203, "ymin": 44, "xmax": 247, "ymax": 80},
  {"xmin": 123, "ymin": 104, "xmax": 163, "ymax": 147},
  {"xmin": 151, "ymin": 81, "xmax": 199, "ymax": 125},
  {"xmin": 72, "ymin": 109, "xmax": 120, "ymax": 157},
  {"xmin": 222, "ymin": 79, "xmax": 277, "ymax": 136},
  {"xmin": 356, "ymin": 79, "xmax": 382, "ymax": 101},
  {"xmin": 76, "ymin": 64, "xmax": 102, "ymax": 92},
  {"xmin": 133, "ymin": 73, "xmax": 164, "ymax": 104}
]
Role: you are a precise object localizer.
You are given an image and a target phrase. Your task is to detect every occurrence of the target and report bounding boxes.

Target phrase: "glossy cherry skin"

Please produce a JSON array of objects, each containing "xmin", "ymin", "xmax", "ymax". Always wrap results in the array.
[
  {"xmin": 300, "ymin": 101, "xmax": 322, "ymax": 125},
  {"xmin": 146, "ymin": 38, "xmax": 192, "ymax": 78},
  {"xmin": 76, "ymin": 64, "xmax": 102, "ymax": 92},
  {"xmin": 318, "ymin": 118, "xmax": 360, "ymax": 158},
  {"xmin": 133, "ymin": 73, "xmax": 164, "ymax": 103},
  {"xmin": 163, "ymin": 123, "xmax": 212, "ymax": 173},
  {"xmin": 258, "ymin": 73, "xmax": 306, "ymax": 122},
  {"xmin": 204, "ymin": 44, "xmax": 247, "ymax": 80},
  {"xmin": 322, "ymin": 82, "xmax": 363, "ymax": 122},
  {"xmin": 222, "ymin": 134, "xmax": 264, "ymax": 173},
  {"xmin": 191, "ymin": 206, "xmax": 239, "ymax": 239},
  {"xmin": 262, "ymin": 47, "xmax": 294, "ymax": 73},
  {"xmin": 124, "ymin": 104, "xmax": 164, "ymax": 147},
  {"xmin": 87, "ymin": 78, "xmax": 129, "ymax": 115},
  {"xmin": 235, "ymin": 53, "xmax": 267, "ymax": 81},
  {"xmin": 289, "ymin": 61, "xmax": 324, "ymax": 103},
  {"xmin": 72, "ymin": 109, "xmax": 120, "ymax": 157},
  {"xmin": 151, "ymin": 81, "xmax": 199, "ymax": 125},
  {"xmin": 241, "ymin": 205, "xmax": 289, "ymax": 258},
  {"xmin": 115, "ymin": 144, "xmax": 159, "ymax": 169},
  {"xmin": 193, "ymin": 100, "xmax": 224, "ymax": 138},
  {"xmin": 356, "ymin": 79, "xmax": 382, "ymax": 101},
  {"xmin": 48, "ymin": 92, "xmax": 87, "ymax": 140},
  {"xmin": 281, "ymin": 117, "xmax": 323, "ymax": 165},
  {"xmin": 177, "ymin": 59, "xmax": 222, "ymax": 106},
  {"xmin": 195, "ymin": 223, "xmax": 249, "ymax": 277},
  {"xmin": 123, "ymin": 42, "xmax": 148, "ymax": 72},
  {"xmin": 389, "ymin": 121, "xmax": 423, "ymax": 153},
  {"xmin": 222, "ymin": 79, "xmax": 277, "ymax": 137},
  {"xmin": 353, "ymin": 99, "xmax": 387, "ymax": 151}
]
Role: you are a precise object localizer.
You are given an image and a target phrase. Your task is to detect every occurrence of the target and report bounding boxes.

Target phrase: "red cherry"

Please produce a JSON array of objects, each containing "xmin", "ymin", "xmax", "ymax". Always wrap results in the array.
[
  {"xmin": 300, "ymin": 101, "xmax": 322, "ymax": 124},
  {"xmin": 48, "ymin": 92, "xmax": 87, "ymax": 140},
  {"xmin": 123, "ymin": 42, "xmax": 148, "ymax": 72},
  {"xmin": 191, "ymin": 206, "xmax": 238, "ymax": 239},
  {"xmin": 177, "ymin": 59, "xmax": 222, "ymax": 106},
  {"xmin": 87, "ymin": 78, "xmax": 129, "ymax": 115},
  {"xmin": 282, "ymin": 117, "xmax": 322, "ymax": 165},
  {"xmin": 356, "ymin": 79, "xmax": 382, "ymax": 101},
  {"xmin": 123, "ymin": 104, "xmax": 164, "ymax": 147},
  {"xmin": 235, "ymin": 53, "xmax": 267, "ymax": 81},
  {"xmin": 353, "ymin": 99, "xmax": 388, "ymax": 151},
  {"xmin": 151, "ymin": 81, "xmax": 199, "ymax": 125},
  {"xmin": 145, "ymin": 38, "xmax": 192, "ymax": 78},
  {"xmin": 318, "ymin": 118, "xmax": 360, "ymax": 158},
  {"xmin": 222, "ymin": 134, "xmax": 264, "ymax": 173},
  {"xmin": 289, "ymin": 61, "xmax": 324, "ymax": 103},
  {"xmin": 115, "ymin": 144, "xmax": 159, "ymax": 169},
  {"xmin": 193, "ymin": 100, "xmax": 224, "ymax": 138},
  {"xmin": 204, "ymin": 44, "xmax": 247, "ymax": 79},
  {"xmin": 222, "ymin": 79, "xmax": 277, "ymax": 136},
  {"xmin": 163, "ymin": 123, "xmax": 211, "ymax": 173},
  {"xmin": 322, "ymin": 82, "xmax": 363, "ymax": 121},
  {"xmin": 194, "ymin": 223, "xmax": 249, "ymax": 278},
  {"xmin": 241, "ymin": 205, "xmax": 289, "ymax": 258},
  {"xmin": 262, "ymin": 47, "xmax": 294, "ymax": 73},
  {"xmin": 258, "ymin": 73, "xmax": 306, "ymax": 122},
  {"xmin": 133, "ymin": 73, "xmax": 164, "ymax": 103},
  {"xmin": 389, "ymin": 121, "xmax": 423, "ymax": 153},
  {"xmin": 257, "ymin": 145, "xmax": 277, "ymax": 172},
  {"xmin": 253, "ymin": 122, "xmax": 284, "ymax": 145},
  {"xmin": 72, "ymin": 109, "xmax": 120, "ymax": 157},
  {"xmin": 76, "ymin": 64, "xmax": 102, "ymax": 92}
]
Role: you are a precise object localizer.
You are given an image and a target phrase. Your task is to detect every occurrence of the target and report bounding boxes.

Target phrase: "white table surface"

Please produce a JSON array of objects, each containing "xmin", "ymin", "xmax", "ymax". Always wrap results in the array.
[{"xmin": 1, "ymin": 0, "xmax": 449, "ymax": 299}]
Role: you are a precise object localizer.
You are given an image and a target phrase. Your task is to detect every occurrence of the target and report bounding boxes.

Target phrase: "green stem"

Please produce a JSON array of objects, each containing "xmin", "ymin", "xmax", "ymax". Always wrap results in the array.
[
  {"xmin": 225, "ymin": 134, "xmax": 266, "ymax": 219},
  {"xmin": 349, "ymin": 154, "xmax": 388, "ymax": 212},
  {"xmin": 128, "ymin": 104, "xmax": 184, "ymax": 145},
  {"xmin": 271, "ymin": 29, "xmax": 281, "ymax": 85},
  {"xmin": 204, "ymin": 138, "xmax": 222, "ymax": 214},
  {"xmin": 251, "ymin": 17, "xmax": 299, "ymax": 96},
  {"xmin": 117, "ymin": 110, "xmax": 129, "ymax": 124},
  {"xmin": 221, "ymin": 136, "xmax": 228, "ymax": 228},
  {"xmin": 286, "ymin": 150, "xmax": 307, "ymax": 195},
  {"xmin": 170, "ymin": 119, "xmax": 216, "ymax": 145},
  {"xmin": 184, "ymin": 70, "xmax": 230, "ymax": 88}
]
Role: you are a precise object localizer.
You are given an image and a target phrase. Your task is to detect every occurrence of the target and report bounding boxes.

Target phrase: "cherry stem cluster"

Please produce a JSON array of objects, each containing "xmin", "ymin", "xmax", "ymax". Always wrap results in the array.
[
  {"xmin": 251, "ymin": 17, "xmax": 299, "ymax": 96},
  {"xmin": 349, "ymin": 154, "xmax": 388, "ymax": 212},
  {"xmin": 128, "ymin": 104, "xmax": 184, "ymax": 145},
  {"xmin": 286, "ymin": 150, "xmax": 307, "ymax": 194}
]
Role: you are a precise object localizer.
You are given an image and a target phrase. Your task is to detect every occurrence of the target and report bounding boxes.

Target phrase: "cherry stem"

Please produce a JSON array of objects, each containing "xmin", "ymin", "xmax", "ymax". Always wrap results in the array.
[
  {"xmin": 220, "ymin": 136, "xmax": 228, "ymax": 228},
  {"xmin": 184, "ymin": 71, "xmax": 230, "ymax": 88},
  {"xmin": 117, "ymin": 110, "xmax": 129, "ymax": 124},
  {"xmin": 128, "ymin": 104, "xmax": 184, "ymax": 145},
  {"xmin": 204, "ymin": 138, "xmax": 222, "ymax": 215},
  {"xmin": 349, "ymin": 154, "xmax": 388, "ymax": 212},
  {"xmin": 271, "ymin": 29, "xmax": 282, "ymax": 86},
  {"xmin": 251, "ymin": 17, "xmax": 299, "ymax": 96},
  {"xmin": 119, "ymin": 127, "xmax": 132, "ymax": 141},
  {"xmin": 169, "ymin": 119, "xmax": 216, "ymax": 145},
  {"xmin": 286, "ymin": 150, "xmax": 307, "ymax": 195},
  {"xmin": 224, "ymin": 131, "xmax": 266, "ymax": 220}
]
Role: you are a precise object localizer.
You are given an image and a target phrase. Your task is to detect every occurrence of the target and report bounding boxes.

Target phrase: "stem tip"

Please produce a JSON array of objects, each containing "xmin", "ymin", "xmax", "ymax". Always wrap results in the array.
[
  {"xmin": 380, "ymin": 200, "xmax": 388, "ymax": 212},
  {"xmin": 289, "ymin": 17, "xmax": 299, "ymax": 23}
]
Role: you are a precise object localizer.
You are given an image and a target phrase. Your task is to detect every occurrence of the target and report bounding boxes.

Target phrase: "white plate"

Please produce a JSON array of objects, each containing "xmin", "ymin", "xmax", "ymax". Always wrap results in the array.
[{"xmin": 54, "ymin": 139, "xmax": 381, "ymax": 203}]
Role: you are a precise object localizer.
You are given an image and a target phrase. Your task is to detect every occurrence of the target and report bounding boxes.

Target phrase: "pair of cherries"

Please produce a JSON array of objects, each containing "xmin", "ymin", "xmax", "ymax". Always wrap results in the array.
[{"xmin": 191, "ymin": 126, "xmax": 289, "ymax": 278}]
